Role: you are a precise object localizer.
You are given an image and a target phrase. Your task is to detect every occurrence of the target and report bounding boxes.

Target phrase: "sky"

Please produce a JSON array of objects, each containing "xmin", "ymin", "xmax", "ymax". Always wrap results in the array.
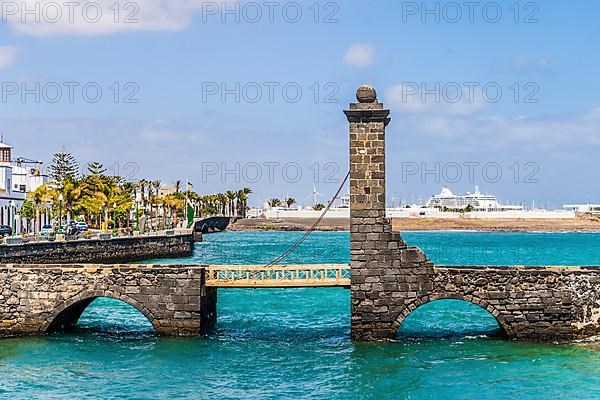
[{"xmin": 0, "ymin": 0, "xmax": 599, "ymax": 208}]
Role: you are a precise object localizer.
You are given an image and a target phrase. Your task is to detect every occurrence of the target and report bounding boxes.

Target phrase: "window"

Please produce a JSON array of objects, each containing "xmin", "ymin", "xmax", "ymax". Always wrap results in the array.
[{"xmin": 0, "ymin": 149, "xmax": 10, "ymax": 162}]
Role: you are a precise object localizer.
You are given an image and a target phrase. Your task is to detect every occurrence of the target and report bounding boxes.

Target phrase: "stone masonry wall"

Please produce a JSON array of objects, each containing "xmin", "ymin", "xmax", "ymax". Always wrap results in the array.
[
  {"xmin": 346, "ymin": 85, "xmax": 432, "ymax": 340},
  {"xmin": 405, "ymin": 265, "xmax": 600, "ymax": 340},
  {"xmin": 347, "ymin": 85, "xmax": 600, "ymax": 341},
  {"xmin": 0, "ymin": 264, "xmax": 217, "ymax": 337},
  {"xmin": 0, "ymin": 234, "xmax": 194, "ymax": 264}
]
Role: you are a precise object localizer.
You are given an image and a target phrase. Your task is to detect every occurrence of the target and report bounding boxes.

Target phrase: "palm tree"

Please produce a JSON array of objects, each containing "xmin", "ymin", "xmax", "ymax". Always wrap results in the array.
[
  {"xmin": 60, "ymin": 179, "xmax": 82, "ymax": 222},
  {"xmin": 217, "ymin": 193, "xmax": 228, "ymax": 215},
  {"xmin": 268, "ymin": 198, "xmax": 281, "ymax": 208},
  {"xmin": 313, "ymin": 203, "xmax": 326, "ymax": 211},
  {"xmin": 286, "ymin": 197, "xmax": 296, "ymax": 209},
  {"xmin": 200, "ymin": 194, "xmax": 217, "ymax": 216},
  {"xmin": 120, "ymin": 181, "xmax": 137, "ymax": 228},
  {"xmin": 225, "ymin": 190, "xmax": 237, "ymax": 216},
  {"xmin": 137, "ymin": 179, "xmax": 149, "ymax": 230},
  {"xmin": 154, "ymin": 196, "xmax": 166, "ymax": 230},
  {"xmin": 29, "ymin": 185, "xmax": 52, "ymax": 233},
  {"xmin": 236, "ymin": 190, "xmax": 245, "ymax": 218},
  {"xmin": 148, "ymin": 180, "xmax": 161, "ymax": 229},
  {"xmin": 163, "ymin": 194, "xmax": 183, "ymax": 228},
  {"xmin": 138, "ymin": 179, "xmax": 147, "ymax": 208},
  {"xmin": 76, "ymin": 191, "xmax": 105, "ymax": 229},
  {"xmin": 188, "ymin": 191, "xmax": 200, "ymax": 219},
  {"xmin": 237, "ymin": 188, "xmax": 252, "ymax": 218}
]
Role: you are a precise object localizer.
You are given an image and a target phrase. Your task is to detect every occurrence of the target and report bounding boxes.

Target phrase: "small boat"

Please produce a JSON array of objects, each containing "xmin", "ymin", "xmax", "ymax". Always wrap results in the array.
[{"xmin": 194, "ymin": 216, "xmax": 231, "ymax": 234}]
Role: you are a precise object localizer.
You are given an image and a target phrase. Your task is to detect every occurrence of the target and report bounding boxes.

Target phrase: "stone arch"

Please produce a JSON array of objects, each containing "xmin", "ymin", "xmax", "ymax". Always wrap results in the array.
[
  {"xmin": 391, "ymin": 293, "xmax": 512, "ymax": 338},
  {"xmin": 44, "ymin": 288, "xmax": 159, "ymax": 333}
]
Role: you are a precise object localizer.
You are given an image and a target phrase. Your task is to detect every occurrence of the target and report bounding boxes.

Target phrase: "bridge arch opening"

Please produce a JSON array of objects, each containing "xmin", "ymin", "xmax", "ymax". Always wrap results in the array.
[
  {"xmin": 46, "ymin": 293, "xmax": 156, "ymax": 335},
  {"xmin": 395, "ymin": 297, "xmax": 507, "ymax": 339}
]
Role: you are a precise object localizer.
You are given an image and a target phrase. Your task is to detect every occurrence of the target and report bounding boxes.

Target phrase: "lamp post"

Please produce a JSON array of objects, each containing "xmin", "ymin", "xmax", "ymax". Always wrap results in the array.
[
  {"xmin": 113, "ymin": 203, "xmax": 117, "ymax": 232},
  {"xmin": 8, "ymin": 200, "xmax": 15, "ymax": 236},
  {"xmin": 57, "ymin": 194, "xmax": 64, "ymax": 234},
  {"xmin": 99, "ymin": 206, "xmax": 103, "ymax": 232},
  {"xmin": 135, "ymin": 199, "xmax": 140, "ymax": 232},
  {"xmin": 103, "ymin": 204, "xmax": 108, "ymax": 232}
]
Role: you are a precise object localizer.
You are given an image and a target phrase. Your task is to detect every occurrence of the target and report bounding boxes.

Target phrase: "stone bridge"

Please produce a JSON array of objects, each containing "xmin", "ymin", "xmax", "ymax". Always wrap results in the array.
[
  {"xmin": 353, "ymin": 256, "xmax": 600, "ymax": 340},
  {"xmin": 0, "ymin": 264, "xmax": 216, "ymax": 337},
  {"xmin": 2, "ymin": 86, "xmax": 600, "ymax": 341},
  {"xmin": 347, "ymin": 85, "xmax": 600, "ymax": 341}
]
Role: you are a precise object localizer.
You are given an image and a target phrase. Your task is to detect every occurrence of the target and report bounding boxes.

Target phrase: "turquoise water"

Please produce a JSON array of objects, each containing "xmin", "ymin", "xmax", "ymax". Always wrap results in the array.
[
  {"xmin": 3, "ymin": 231, "xmax": 600, "ymax": 399},
  {"xmin": 152, "ymin": 230, "xmax": 600, "ymax": 266}
]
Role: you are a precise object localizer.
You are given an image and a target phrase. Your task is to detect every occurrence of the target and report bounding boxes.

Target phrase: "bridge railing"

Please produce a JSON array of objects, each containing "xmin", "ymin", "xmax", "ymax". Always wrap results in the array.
[{"xmin": 205, "ymin": 264, "xmax": 351, "ymax": 288}]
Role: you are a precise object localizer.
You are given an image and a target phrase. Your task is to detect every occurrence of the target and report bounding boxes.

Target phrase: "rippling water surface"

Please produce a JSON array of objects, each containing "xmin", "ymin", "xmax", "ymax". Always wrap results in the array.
[{"xmin": 3, "ymin": 231, "xmax": 600, "ymax": 399}]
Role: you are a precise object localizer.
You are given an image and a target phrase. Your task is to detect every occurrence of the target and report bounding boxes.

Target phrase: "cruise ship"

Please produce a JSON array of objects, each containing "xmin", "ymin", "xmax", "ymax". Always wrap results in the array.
[{"xmin": 426, "ymin": 186, "xmax": 523, "ymax": 211}]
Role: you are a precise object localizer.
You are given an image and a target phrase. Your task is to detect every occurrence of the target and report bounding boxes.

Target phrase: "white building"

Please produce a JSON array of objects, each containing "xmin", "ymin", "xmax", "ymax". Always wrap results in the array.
[
  {"xmin": 563, "ymin": 204, "xmax": 600, "ymax": 213},
  {"xmin": 426, "ymin": 186, "xmax": 523, "ymax": 212},
  {"xmin": 338, "ymin": 193, "xmax": 350, "ymax": 208},
  {"xmin": 158, "ymin": 185, "xmax": 178, "ymax": 197},
  {"xmin": 0, "ymin": 141, "xmax": 50, "ymax": 233}
]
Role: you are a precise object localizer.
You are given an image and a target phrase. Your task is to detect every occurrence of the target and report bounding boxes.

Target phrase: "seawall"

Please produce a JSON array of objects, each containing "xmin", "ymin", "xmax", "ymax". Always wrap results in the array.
[{"xmin": 0, "ymin": 234, "xmax": 195, "ymax": 264}]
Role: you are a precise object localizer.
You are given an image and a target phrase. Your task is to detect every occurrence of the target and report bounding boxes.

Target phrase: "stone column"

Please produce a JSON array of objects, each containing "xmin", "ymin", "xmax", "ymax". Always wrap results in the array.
[
  {"xmin": 345, "ymin": 85, "xmax": 391, "ymax": 231},
  {"xmin": 345, "ymin": 85, "xmax": 408, "ymax": 340}
]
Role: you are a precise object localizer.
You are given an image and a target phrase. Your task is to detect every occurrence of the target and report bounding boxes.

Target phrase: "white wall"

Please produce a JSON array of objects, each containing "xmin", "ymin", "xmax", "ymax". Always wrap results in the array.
[{"xmin": 251, "ymin": 207, "xmax": 577, "ymax": 220}]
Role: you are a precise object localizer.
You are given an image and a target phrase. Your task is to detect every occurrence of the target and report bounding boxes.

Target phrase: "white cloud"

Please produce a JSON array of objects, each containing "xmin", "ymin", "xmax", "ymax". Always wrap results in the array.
[
  {"xmin": 384, "ymin": 83, "xmax": 487, "ymax": 116},
  {"xmin": 139, "ymin": 120, "xmax": 207, "ymax": 146},
  {"xmin": 512, "ymin": 56, "xmax": 551, "ymax": 73},
  {"xmin": 393, "ymin": 108, "xmax": 600, "ymax": 150},
  {"xmin": 343, "ymin": 43, "xmax": 376, "ymax": 68},
  {"xmin": 0, "ymin": 47, "xmax": 17, "ymax": 70},
  {"xmin": 3, "ymin": 0, "xmax": 235, "ymax": 36}
]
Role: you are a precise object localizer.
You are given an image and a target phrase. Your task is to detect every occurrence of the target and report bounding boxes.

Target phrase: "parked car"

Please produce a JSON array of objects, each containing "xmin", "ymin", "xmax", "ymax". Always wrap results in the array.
[
  {"xmin": 75, "ymin": 221, "xmax": 89, "ymax": 231},
  {"xmin": 0, "ymin": 225, "xmax": 12, "ymax": 236},
  {"xmin": 0, "ymin": 225, "xmax": 13, "ymax": 236},
  {"xmin": 40, "ymin": 225, "xmax": 55, "ymax": 236},
  {"xmin": 62, "ymin": 221, "xmax": 78, "ymax": 231}
]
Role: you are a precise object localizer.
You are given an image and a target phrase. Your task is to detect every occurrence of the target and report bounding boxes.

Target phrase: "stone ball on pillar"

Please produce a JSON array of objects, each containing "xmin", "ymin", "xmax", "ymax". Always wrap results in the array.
[{"xmin": 356, "ymin": 85, "xmax": 377, "ymax": 103}]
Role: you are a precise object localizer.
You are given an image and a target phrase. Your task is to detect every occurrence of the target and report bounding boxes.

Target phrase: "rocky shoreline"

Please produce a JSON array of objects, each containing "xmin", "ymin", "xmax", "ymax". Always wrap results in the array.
[
  {"xmin": 229, "ymin": 218, "xmax": 349, "ymax": 232},
  {"xmin": 229, "ymin": 217, "xmax": 600, "ymax": 233}
]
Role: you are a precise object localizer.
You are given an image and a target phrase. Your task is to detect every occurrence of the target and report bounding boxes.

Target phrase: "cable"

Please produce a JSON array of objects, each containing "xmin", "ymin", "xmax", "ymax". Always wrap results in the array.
[{"xmin": 265, "ymin": 171, "xmax": 350, "ymax": 268}]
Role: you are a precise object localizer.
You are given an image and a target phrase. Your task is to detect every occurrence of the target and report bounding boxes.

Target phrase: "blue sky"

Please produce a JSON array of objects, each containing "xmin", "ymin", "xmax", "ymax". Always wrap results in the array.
[{"xmin": 1, "ymin": 0, "xmax": 599, "ymax": 208}]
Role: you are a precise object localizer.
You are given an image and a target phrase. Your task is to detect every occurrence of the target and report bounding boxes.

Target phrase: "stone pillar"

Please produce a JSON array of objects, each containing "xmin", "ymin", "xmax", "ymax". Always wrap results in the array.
[
  {"xmin": 345, "ymin": 85, "xmax": 391, "ymax": 231},
  {"xmin": 345, "ymin": 85, "xmax": 408, "ymax": 340}
]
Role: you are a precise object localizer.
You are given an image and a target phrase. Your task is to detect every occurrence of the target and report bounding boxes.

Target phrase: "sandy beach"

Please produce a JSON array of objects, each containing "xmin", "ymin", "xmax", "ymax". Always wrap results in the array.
[{"xmin": 230, "ymin": 217, "xmax": 600, "ymax": 233}]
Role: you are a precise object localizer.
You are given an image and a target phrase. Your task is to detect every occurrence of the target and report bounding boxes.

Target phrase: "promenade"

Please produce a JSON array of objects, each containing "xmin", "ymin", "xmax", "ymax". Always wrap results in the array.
[{"xmin": 0, "ymin": 230, "xmax": 195, "ymax": 264}]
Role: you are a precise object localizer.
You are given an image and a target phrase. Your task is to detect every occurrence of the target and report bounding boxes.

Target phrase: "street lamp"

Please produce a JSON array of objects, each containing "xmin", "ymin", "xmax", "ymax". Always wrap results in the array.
[
  {"xmin": 99, "ymin": 206, "xmax": 103, "ymax": 232},
  {"xmin": 57, "ymin": 194, "xmax": 64, "ymax": 234},
  {"xmin": 145, "ymin": 207, "xmax": 149, "ymax": 234},
  {"xmin": 8, "ymin": 200, "xmax": 15, "ymax": 236},
  {"xmin": 113, "ymin": 203, "xmax": 117, "ymax": 232},
  {"xmin": 135, "ymin": 192, "xmax": 140, "ymax": 232}
]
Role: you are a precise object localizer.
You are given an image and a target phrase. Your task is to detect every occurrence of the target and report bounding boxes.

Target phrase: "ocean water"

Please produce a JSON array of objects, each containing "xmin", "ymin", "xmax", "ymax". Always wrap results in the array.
[{"xmin": 3, "ymin": 231, "xmax": 600, "ymax": 399}]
